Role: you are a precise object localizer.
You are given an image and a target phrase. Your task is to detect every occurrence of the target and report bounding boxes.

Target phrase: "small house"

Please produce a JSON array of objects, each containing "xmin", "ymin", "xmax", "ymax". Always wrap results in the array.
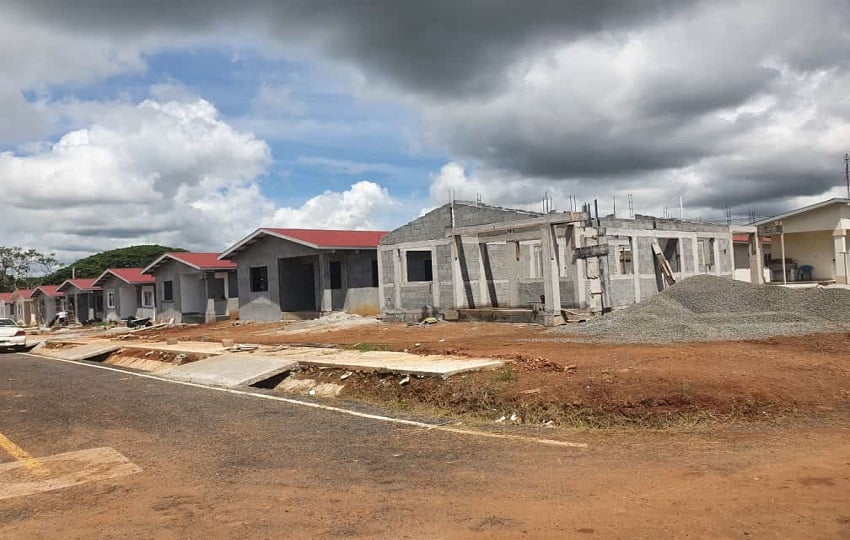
[
  {"xmin": 755, "ymin": 198, "xmax": 850, "ymax": 284},
  {"xmin": 9, "ymin": 289, "xmax": 37, "ymax": 326},
  {"xmin": 0, "ymin": 292, "xmax": 13, "ymax": 319},
  {"xmin": 30, "ymin": 285, "xmax": 66, "ymax": 326},
  {"xmin": 56, "ymin": 278, "xmax": 104, "ymax": 323},
  {"xmin": 141, "ymin": 252, "xmax": 238, "ymax": 323},
  {"xmin": 92, "ymin": 268, "xmax": 156, "ymax": 322},
  {"xmin": 219, "ymin": 228, "xmax": 387, "ymax": 321}
]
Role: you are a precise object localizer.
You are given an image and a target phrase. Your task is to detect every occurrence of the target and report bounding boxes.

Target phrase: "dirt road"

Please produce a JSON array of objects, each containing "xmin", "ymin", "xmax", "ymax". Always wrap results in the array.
[{"xmin": 1, "ymin": 352, "xmax": 848, "ymax": 538}]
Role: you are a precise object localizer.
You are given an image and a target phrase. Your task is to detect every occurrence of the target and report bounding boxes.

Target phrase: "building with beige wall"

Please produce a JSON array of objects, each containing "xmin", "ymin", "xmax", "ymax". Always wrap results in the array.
[{"xmin": 756, "ymin": 198, "xmax": 850, "ymax": 284}]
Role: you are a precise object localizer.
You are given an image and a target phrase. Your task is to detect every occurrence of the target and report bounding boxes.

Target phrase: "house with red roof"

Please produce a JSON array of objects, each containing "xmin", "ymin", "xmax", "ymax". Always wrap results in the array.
[
  {"xmin": 0, "ymin": 292, "xmax": 13, "ymax": 319},
  {"xmin": 30, "ymin": 284, "xmax": 66, "ymax": 326},
  {"xmin": 141, "ymin": 252, "xmax": 238, "ymax": 323},
  {"xmin": 56, "ymin": 278, "xmax": 104, "ymax": 323},
  {"xmin": 219, "ymin": 228, "xmax": 387, "ymax": 321},
  {"xmin": 8, "ymin": 288, "xmax": 37, "ymax": 326},
  {"xmin": 92, "ymin": 268, "xmax": 156, "ymax": 322}
]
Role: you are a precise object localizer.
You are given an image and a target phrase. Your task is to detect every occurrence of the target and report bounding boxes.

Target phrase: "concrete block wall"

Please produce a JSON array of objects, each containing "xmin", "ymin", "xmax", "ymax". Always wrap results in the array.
[
  {"xmin": 681, "ymin": 238, "xmax": 695, "ymax": 272},
  {"xmin": 380, "ymin": 202, "xmax": 541, "ymax": 245}
]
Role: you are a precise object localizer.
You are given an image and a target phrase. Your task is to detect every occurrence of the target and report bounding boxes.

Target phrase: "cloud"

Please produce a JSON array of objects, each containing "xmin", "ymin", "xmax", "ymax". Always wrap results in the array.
[
  {"xmin": 270, "ymin": 180, "xmax": 399, "ymax": 230},
  {"xmin": 4, "ymin": 0, "xmax": 850, "ymax": 219},
  {"xmin": 0, "ymin": 98, "xmax": 273, "ymax": 257}
]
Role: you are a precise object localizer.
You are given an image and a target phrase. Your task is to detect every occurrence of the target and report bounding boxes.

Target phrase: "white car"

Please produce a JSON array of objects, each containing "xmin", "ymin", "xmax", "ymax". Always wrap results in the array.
[{"xmin": 0, "ymin": 318, "xmax": 27, "ymax": 351}]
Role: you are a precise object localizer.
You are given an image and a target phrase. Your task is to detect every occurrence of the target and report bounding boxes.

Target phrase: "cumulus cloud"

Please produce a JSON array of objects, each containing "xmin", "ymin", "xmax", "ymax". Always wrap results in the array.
[
  {"xmin": 0, "ymin": 98, "xmax": 400, "ymax": 260},
  {"xmin": 270, "ymin": 181, "xmax": 398, "ymax": 230},
  {"xmin": 3, "ymin": 0, "xmax": 850, "ymax": 221}
]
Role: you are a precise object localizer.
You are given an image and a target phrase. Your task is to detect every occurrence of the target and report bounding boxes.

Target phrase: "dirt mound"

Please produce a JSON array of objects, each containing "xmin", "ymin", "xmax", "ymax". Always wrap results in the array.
[{"xmin": 559, "ymin": 275, "xmax": 850, "ymax": 343}]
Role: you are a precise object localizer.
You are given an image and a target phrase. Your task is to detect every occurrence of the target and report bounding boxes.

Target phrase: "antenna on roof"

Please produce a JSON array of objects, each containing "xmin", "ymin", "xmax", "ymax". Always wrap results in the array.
[
  {"xmin": 613, "ymin": 197, "xmax": 616, "ymax": 218},
  {"xmin": 679, "ymin": 196, "xmax": 684, "ymax": 220},
  {"xmin": 628, "ymin": 194, "xmax": 634, "ymax": 219}
]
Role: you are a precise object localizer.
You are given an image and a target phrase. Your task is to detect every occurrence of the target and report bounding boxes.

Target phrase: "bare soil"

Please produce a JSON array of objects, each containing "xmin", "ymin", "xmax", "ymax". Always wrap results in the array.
[{"xmin": 142, "ymin": 320, "xmax": 850, "ymax": 427}]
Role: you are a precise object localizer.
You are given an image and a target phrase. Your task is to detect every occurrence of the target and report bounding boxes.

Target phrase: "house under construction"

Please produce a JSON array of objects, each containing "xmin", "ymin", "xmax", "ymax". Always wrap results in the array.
[{"xmin": 378, "ymin": 201, "xmax": 764, "ymax": 325}]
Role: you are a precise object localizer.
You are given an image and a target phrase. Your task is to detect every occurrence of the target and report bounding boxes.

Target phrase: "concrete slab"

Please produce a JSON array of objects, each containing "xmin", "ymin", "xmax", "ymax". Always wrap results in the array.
[
  {"xmin": 120, "ymin": 341, "xmax": 228, "ymax": 356},
  {"xmin": 39, "ymin": 342, "xmax": 121, "ymax": 362},
  {"xmin": 166, "ymin": 355, "xmax": 299, "ymax": 387},
  {"xmin": 264, "ymin": 346, "xmax": 504, "ymax": 376}
]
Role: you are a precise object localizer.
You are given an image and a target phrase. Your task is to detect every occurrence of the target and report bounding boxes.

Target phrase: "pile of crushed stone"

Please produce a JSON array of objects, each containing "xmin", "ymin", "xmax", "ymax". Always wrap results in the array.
[{"xmin": 556, "ymin": 275, "xmax": 850, "ymax": 343}]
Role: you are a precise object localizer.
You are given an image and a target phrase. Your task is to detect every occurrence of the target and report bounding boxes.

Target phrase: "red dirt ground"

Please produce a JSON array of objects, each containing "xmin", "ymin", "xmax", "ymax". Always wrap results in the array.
[{"xmin": 140, "ymin": 321, "xmax": 850, "ymax": 425}]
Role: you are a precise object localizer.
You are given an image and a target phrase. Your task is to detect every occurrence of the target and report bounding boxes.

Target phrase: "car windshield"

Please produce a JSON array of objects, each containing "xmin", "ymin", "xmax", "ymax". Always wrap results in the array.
[{"xmin": 0, "ymin": 318, "xmax": 18, "ymax": 327}]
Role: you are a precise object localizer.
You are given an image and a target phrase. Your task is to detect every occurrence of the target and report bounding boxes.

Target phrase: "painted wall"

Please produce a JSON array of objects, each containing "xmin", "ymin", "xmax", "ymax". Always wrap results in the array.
[{"xmin": 770, "ymin": 230, "xmax": 835, "ymax": 280}]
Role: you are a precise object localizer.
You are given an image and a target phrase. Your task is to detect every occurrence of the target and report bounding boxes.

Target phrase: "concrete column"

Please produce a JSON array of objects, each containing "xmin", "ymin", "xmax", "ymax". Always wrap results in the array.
[
  {"xmin": 430, "ymin": 246, "xmax": 440, "ymax": 308},
  {"xmin": 574, "ymin": 227, "xmax": 587, "ymax": 308},
  {"xmin": 318, "ymin": 253, "xmax": 332, "ymax": 312},
  {"xmin": 377, "ymin": 248, "xmax": 386, "ymax": 312},
  {"xmin": 713, "ymin": 237, "xmax": 722, "ymax": 275},
  {"xmin": 540, "ymin": 224, "xmax": 561, "ymax": 313},
  {"xmin": 508, "ymin": 241, "xmax": 520, "ymax": 307},
  {"xmin": 833, "ymin": 234, "xmax": 848, "ymax": 284},
  {"xmin": 630, "ymin": 235, "xmax": 641, "ymax": 302},
  {"xmin": 477, "ymin": 242, "xmax": 490, "ymax": 307},
  {"xmin": 750, "ymin": 234, "xmax": 764, "ymax": 284},
  {"xmin": 392, "ymin": 249, "xmax": 402, "ymax": 309},
  {"xmin": 450, "ymin": 236, "xmax": 466, "ymax": 308}
]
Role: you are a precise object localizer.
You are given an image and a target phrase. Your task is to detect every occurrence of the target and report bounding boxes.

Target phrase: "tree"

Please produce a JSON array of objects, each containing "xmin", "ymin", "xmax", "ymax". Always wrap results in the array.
[
  {"xmin": 42, "ymin": 245, "xmax": 185, "ymax": 285},
  {"xmin": 0, "ymin": 247, "xmax": 59, "ymax": 291}
]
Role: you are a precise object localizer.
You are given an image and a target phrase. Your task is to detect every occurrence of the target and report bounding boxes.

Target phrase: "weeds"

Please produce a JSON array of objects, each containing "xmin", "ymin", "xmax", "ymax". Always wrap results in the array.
[{"xmin": 350, "ymin": 342, "xmax": 389, "ymax": 352}]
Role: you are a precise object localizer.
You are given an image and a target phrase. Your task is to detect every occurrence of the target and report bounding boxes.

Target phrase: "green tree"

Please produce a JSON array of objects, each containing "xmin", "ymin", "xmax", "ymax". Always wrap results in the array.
[
  {"xmin": 0, "ymin": 247, "xmax": 59, "ymax": 291},
  {"xmin": 42, "ymin": 244, "xmax": 185, "ymax": 285}
]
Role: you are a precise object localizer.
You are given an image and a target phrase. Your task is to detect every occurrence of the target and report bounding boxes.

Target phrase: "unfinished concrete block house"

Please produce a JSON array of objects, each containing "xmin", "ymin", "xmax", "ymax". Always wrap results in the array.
[
  {"xmin": 142, "ymin": 252, "xmax": 238, "ymax": 323},
  {"xmin": 379, "ymin": 201, "xmax": 763, "ymax": 324},
  {"xmin": 219, "ymin": 228, "xmax": 387, "ymax": 321}
]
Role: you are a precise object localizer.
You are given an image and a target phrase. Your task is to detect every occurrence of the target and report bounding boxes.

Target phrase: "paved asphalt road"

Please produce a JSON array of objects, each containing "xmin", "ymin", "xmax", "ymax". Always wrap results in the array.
[{"xmin": 1, "ymin": 352, "xmax": 848, "ymax": 539}]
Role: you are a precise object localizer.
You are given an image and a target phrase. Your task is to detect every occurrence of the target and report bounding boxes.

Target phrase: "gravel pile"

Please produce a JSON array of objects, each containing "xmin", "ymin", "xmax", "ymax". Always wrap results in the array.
[{"xmin": 558, "ymin": 275, "xmax": 850, "ymax": 343}]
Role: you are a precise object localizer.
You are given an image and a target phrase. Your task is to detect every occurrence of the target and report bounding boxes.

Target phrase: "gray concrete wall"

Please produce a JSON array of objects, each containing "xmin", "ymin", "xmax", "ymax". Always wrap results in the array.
[
  {"xmin": 381, "ymin": 202, "xmax": 541, "ymax": 245},
  {"xmin": 154, "ymin": 259, "xmax": 183, "ymax": 323},
  {"xmin": 233, "ymin": 235, "xmax": 379, "ymax": 321},
  {"xmin": 100, "ymin": 276, "xmax": 138, "ymax": 322}
]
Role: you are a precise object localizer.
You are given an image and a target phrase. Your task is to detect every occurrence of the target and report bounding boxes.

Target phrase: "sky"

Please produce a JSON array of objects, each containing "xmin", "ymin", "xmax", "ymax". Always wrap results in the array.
[{"xmin": 2, "ymin": 0, "xmax": 850, "ymax": 262}]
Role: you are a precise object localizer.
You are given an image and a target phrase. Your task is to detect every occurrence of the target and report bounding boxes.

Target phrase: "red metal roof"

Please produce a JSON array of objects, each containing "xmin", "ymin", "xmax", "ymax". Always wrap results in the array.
[
  {"xmin": 143, "ymin": 252, "xmax": 236, "ymax": 274},
  {"xmin": 262, "ymin": 228, "xmax": 387, "ymax": 248},
  {"xmin": 732, "ymin": 234, "xmax": 772, "ymax": 243},
  {"xmin": 58, "ymin": 278, "xmax": 102, "ymax": 292},
  {"xmin": 220, "ymin": 227, "xmax": 388, "ymax": 260},
  {"xmin": 0, "ymin": 292, "xmax": 12, "ymax": 302},
  {"xmin": 94, "ymin": 267, "xmax": 155, "ymax": 286},
  {"xmin": 13, "ymin": 288, "xmax": 36, "ymax": 299},
  {"xmin": 171, "ymin": 252, "xmax": 236, "ymax": 269},
  {"xmin": 33, "ymin": 285, "xmax": 64, "ymax": 297}
]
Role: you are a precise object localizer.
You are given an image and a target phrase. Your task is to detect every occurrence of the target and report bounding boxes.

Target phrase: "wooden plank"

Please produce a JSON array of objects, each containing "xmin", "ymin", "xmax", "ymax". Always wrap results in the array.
[{"xmin": 574, "ymin": 244, "xmax": 609, "ymax": 259}]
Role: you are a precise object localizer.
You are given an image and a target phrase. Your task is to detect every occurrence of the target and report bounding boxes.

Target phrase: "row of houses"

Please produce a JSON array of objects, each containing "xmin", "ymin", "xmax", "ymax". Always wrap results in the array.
[{"xmin": 2, "ymin": 198, "xmax": 847, "ymax": 326}]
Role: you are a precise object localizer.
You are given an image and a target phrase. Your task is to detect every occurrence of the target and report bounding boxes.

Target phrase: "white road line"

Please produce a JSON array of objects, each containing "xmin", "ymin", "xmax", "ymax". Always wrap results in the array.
[{"xmin": 20, "ymin": 352, "xmax": 587, "ymax": 449}]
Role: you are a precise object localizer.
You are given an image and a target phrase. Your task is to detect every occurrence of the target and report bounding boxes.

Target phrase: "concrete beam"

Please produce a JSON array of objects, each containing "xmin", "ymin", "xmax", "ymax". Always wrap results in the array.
[{"xmin": 447, "ymin": 212, "xmax": 588, "ymax": 237}]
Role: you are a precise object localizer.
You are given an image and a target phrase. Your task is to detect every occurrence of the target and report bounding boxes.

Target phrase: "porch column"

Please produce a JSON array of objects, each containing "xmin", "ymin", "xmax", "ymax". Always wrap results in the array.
[
  {"xmin": 318, "ymin": 253, "xmax": 332, "ymax": 312},
  {"xmin": 540, "ymin": 224, "xmax": 561, "ymax": 313},
  {"xmin": 780, "ymin": 232, "xmax": 787, "ymax": 285},
  {"xmin": 833, "ymin": 233, "xmax": 848, "ymax": 284}
]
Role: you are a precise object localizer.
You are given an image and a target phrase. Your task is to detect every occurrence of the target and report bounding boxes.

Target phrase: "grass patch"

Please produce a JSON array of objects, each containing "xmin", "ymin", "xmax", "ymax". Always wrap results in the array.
[{"xmin": 349, "ymin": 342, "xmax": 390, "ymax": 352}]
